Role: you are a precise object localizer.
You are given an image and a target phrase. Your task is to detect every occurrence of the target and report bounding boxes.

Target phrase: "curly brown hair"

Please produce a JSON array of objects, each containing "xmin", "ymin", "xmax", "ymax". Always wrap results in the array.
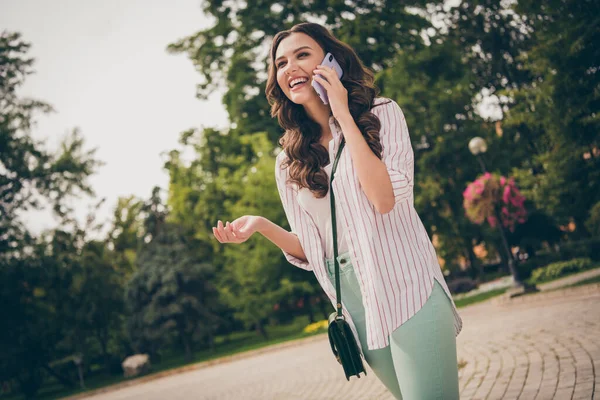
[{"xmin": 265, "ymin": 23, "xmax": 387, "ymax": 198}]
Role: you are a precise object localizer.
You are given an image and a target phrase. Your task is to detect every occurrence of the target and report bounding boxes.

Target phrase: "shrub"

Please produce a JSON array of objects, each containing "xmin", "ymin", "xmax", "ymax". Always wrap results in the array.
[
  {"xmin": 518, "ymin": 237, "xmax": 600, "ymax": 279},
  {"xmin": 463, "ymin": 172, "xmax": 527, "ymax": 232},
  {"xmin": 585, "ymin": 202, "xmax": 600, "ymax": 237},
  {"xmin": 447, "ymin": 277, "xmax": 478, "ymax": 294},
  {"xmin": 303, "ymin": 320, "xmax": 328, "ymax": 334},
  {"xmin": 529, "ymin": 258, "xmax": 595, "ymax": 284}
]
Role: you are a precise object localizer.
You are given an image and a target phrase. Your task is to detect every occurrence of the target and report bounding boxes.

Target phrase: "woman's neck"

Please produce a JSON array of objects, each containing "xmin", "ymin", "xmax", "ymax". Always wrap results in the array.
[{"xmin": 303, "ymin": 99, "xmax": 332, "ymax": 137}]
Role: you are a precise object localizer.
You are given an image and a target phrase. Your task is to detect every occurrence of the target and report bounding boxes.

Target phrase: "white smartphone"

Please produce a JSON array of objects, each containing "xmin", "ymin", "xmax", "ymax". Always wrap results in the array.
[{"xmin": 311, "ymin": 52, "xmax": 343, "ymax": 105}]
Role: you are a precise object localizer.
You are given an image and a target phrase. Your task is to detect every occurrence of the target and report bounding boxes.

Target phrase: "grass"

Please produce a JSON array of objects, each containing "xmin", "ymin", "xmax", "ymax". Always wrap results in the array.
[
  {"xmin": 453, "ymin": 287, "xmax": 509, "ymax": 308},
  {"xmin": 567, "ymin": 274, "xmax": 600, "ymax": 288},
  {"xmin": 453, "ymin": 266, "xmax": 600, "ymax": 307}
]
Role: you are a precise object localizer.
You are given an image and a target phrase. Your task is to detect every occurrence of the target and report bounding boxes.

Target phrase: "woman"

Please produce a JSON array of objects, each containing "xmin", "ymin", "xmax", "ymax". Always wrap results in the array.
[{"xmin": 212, "ymin": 22, "xmax": 463, "ymax": 399}]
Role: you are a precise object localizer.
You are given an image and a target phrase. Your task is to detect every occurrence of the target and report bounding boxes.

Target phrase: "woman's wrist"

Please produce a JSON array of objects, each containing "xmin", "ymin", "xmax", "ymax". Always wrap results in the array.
[
  {"xmin": 256, "ymin": 216, "xmax": 268, "ymax": 234},
  {"xmin": 256, "ymin": 216, "xmax": 307, "ymax": 261},
  {"xmin": 335, "ymin": 111, "xmax": 356, "ymax": 130}
]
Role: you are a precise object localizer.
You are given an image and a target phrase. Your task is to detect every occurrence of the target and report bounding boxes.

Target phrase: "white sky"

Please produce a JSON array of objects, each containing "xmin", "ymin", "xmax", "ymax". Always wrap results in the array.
[{"xmin": 1, "ymin": 0, "xmax": 230, "ymax": 235}]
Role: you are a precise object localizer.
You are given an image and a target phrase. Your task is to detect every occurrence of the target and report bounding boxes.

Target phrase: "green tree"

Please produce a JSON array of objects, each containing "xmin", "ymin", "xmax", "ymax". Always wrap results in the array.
[
  {"xmin": 505, "ymin": 0, "xmax": 600, "ymax": 237},
  {"xmin": 0, "ymin": 31, "xmax": 101, "ymax": 398},
  {"xmin": 217, "ymin": 133, "xmax": 317, "ymax": 337},
  {"xmin": 167, "ymin": 0, "xmax": 433, "ymax": 145},
  {"xmin": 126, "ymin": 223, "xmax": 221, "ymax": 362},
  {"xmin": 379, "ymin": 38, "xmax": 492, "ymax": 276},
  {"xmin": 0, "ymin": 31, "xmax": 101, "ymax": 258},
  {"xmin": 0, "ymin": 249, "xmax": 64, "ymax": 398}
]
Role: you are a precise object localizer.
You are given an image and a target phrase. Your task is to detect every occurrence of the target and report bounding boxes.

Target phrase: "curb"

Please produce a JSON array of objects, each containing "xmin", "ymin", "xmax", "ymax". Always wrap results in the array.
[
  {"xmin": 491, "ymin": 282, "xmax": 600, "ymax": 306},
  {"xmin": 537, "ymin": 267, "xmax": 600, "ymax": 291},
  {"xmin": 62, "ymin": 333, "xmax": 328, "ymax": 399}
]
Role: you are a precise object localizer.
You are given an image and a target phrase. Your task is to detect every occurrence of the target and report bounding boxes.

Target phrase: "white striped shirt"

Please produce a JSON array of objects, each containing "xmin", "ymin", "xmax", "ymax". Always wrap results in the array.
[{"xmin": 274, "ymin": 97, "xmax": 463, "ymax": 350}]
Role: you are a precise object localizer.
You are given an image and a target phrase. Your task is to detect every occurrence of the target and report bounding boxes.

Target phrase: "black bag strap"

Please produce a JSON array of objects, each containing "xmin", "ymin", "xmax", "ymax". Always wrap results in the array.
[{"xmin": 329, "ymin": 137, "xmax": 346, "ymax": 319}]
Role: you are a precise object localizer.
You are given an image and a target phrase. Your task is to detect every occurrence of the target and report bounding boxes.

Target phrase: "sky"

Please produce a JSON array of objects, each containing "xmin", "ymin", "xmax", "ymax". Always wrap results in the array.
[{"xmin": 1, "ymin": 0, "xmax": 230, "ymax": 235}]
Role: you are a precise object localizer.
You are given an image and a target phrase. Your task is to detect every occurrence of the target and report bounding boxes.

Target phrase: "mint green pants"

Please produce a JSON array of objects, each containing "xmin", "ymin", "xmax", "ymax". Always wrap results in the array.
[{"xmin": 326, "ymin": 252, "xmax": 460, "ymax": 400}]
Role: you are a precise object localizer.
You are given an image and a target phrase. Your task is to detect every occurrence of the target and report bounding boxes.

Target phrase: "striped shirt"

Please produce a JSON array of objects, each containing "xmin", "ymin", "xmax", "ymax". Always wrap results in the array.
[{"xmin": 274, "ymin": 97, "xmax": 463, "ymax": 350}]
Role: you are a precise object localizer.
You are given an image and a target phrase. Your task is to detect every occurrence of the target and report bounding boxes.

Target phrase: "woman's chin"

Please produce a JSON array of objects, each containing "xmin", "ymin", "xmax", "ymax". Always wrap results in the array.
[{"xmin": 288, "ymin": 91, "xmax": 320, "ymax": 105}]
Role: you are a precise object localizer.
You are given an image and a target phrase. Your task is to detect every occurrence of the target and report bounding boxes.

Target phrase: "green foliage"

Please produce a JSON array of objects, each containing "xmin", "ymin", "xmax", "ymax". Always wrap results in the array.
[
  {"xmin": 125, "ymin": 223, "xmax": 221, "ymax": 361},
  {"xmin": 166, "ymin": 0, "xmax": 433, "ymax": 143},
  {"xmin": 0, "ymin": 31, "xmax": 101, "ymax": 259},
  {"xmin": 379, "ymin": 33, "xmax": 488, "ymax": 274},
  {"xmin": 504, "ymin": 1, "xmax": 600, "ymax": 234},
  {"xmin": 585, "ymin": 202, "xmax": 600, "ymax": 237},
  {"xmin": 529, "ymin": 258, "xmax": 596, "ymax": 284},
  {"xmin": 216, "ymin": 133, "xmax": 317, "ymax": 334},
  {"xmin": 0, "ymin": 223, "xmax": 128, "ymax": 399},
  {"xmin": 453, "ymin": 288, "xmax": 509, "ymax": 309},
  {"xmin": 0, "ymin": 31, "xmax": 104, "ymax": 399},
  {"xmin": 518, "ymin": 237, "xmax": 600, "ymax": 280}
]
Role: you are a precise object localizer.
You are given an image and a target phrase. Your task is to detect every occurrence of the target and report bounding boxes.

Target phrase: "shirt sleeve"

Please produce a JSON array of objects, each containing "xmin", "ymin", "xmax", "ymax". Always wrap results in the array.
[
  {"xmin": 375, "ymin": 99, "xmax": 414, "ymax": 205},
  {"xmin": 274, "ymin": 152, "xmax": 313, "ymax": 271}
]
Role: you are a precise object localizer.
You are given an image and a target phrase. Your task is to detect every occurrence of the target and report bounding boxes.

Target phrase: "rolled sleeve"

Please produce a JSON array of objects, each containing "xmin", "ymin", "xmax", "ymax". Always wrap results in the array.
[
  {"xmin": 274, "ymin": 152, "xmax": 313, "ymax": 271},
  {"xmin": 376, "ymin": 99, "xmax": 414, "ymax": 204}
]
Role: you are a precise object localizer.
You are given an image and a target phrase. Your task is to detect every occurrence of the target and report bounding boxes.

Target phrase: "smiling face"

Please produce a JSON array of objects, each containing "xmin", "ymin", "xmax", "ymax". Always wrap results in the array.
[{"xmin": 274, "ymin": 32, "xmax": 325, "ymax": 105}]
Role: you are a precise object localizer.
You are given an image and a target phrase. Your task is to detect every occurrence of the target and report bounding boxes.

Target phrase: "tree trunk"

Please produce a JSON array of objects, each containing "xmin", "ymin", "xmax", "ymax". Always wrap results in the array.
[
  {"xmin": 182, "ymin": 335, "xmax": 193, "ymax": 363},
  {"xmin": 465, "ymin": 244, "xmax": 483, "ymax": 282},
  {"xmin": 96, "ymin": 328, "xmax": 111, "ymax": 373},
  {"xmin": 495, "ymin": 238, "xmax": 510, "ymax": 274},
  {"xmin": 255, "ymin": 321, "xmax": 269, "ymax": 340},
  {"xmin": 573, "ymin": 216, "xmax": 592, "ymax": 239},
  {"xmin": 177, "ymin": 322, "xmax": 193, "ymax": 363},
  {"xmin": 318, "ymin": 294, "xmax": 329, "ymax": 320},
  {"xmin": 304, "ymin": 293, "xmax": 315, "ymax": 323},
  {"xmin": 42, "ymin": 364, "xmax": 75, "ymax": 388},
  {"xmin": 207, "ymin": 332, "xmax": 215, "ymax": 351}
]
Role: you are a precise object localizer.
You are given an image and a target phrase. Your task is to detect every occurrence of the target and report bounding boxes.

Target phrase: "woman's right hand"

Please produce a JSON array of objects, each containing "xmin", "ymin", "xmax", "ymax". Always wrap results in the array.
[{"xmin": 212, "ymin": 215, "xmax": 263, "ymax": 244}]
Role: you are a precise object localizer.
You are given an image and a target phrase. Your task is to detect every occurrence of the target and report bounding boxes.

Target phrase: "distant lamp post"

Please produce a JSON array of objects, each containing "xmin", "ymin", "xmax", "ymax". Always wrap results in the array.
[
  {"xmin": 73, "ymin": 354, "xmax": 85, "ymax": 389},
  {"xmin": 468, "ymin": 137, "xmax": 536, "ymax": 296},
  {"xmin": 415, "ymin": 135, "xmax": 431, "ymax": 151},
  {"xmin": 468, "ymin": 137, "xmax": 488, "ymax": 173}
]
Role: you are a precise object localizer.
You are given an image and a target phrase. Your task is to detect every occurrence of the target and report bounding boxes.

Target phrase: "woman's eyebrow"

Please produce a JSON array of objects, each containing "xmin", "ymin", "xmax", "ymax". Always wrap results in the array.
[{"xmin": 275, "ymin": 46, "xmax": 313, "ymax": 63}]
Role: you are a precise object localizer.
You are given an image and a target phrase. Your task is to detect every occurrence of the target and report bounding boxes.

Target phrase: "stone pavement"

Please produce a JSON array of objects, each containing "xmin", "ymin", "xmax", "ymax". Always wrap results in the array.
[{"xmin": 83, "ymin": 284, "xmax": 600, "ymax": 400}]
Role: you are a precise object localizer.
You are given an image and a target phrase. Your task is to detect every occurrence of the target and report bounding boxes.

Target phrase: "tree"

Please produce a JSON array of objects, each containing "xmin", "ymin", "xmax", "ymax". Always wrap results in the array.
[
  {"xmin": 504, "ymin": 0, "xmax": 600, "ymax": 237},
  {"xmin": 378, "ymin": 37, "xmax": 493, "ymax": 276},
  {"xmin": 216, "ymin": 132, "xmax": 317, "ymax": 337},
  {"xmin": 126, "ymin": 223, "xmax": 221, "ymax": 362},
  {"xmin": 463, "ymin": 172, "xmax": 527, "ymax": 232},
  {"xmin": 0, "ymin": 31, "xmax": 101, "ymax": 258},
  {"xmin": 0, "ymin": 30, "xmax": 100, "ymax": 398},
  {"xmin": 166, "ymin": 0, "xmax": 433, "ymax": 145}
]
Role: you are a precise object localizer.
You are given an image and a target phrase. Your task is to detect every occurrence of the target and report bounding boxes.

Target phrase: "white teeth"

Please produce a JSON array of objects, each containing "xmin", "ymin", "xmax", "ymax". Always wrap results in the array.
[{"xmin": 290, "ymin": 77, "xmax": 308, "ymax": 88}]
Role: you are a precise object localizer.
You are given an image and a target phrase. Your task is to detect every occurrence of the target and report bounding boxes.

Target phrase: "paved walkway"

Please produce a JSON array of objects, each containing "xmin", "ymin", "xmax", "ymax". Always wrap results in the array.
[{"xmin": 83, "ymin": 284, "xmax": 600, "ymax": 400}]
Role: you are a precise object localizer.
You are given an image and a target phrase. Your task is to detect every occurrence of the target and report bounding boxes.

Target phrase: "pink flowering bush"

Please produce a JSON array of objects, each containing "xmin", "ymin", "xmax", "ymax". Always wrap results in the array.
[{"xmin": 463, "ymin": 172, "xmax": 527, "ymax": 232}]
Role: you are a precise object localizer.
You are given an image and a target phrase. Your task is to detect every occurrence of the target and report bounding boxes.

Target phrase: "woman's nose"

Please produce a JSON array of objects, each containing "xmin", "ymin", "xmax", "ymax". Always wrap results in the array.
[{"xmin": 285, "ymin": 62, "xmax": 298, "ymax": 75}]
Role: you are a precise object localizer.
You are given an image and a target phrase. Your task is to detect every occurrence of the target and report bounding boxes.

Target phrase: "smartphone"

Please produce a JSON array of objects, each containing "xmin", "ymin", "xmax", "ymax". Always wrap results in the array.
[{"xmin": 311, "ymin": 52, "xmax": 343, "ymax": 105}]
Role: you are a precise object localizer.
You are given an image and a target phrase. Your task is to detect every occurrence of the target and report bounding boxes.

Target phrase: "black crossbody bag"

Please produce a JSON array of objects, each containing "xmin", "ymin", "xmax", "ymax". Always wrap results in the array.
[{"xmin": 327, "ymin": 138, "xmax": 367, "ymax": 380}]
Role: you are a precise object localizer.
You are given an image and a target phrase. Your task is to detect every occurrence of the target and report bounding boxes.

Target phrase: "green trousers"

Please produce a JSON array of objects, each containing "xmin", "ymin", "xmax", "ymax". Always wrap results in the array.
[{"xmin": 325, "ymin": 252, "xmax": 460, "ymax": 400}]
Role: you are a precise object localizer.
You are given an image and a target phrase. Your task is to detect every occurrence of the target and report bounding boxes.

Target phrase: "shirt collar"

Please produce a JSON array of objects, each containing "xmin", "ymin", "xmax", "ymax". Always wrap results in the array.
[{"xmin": 328, "ymin": 115, "xmax": 342, "ymax": 141}]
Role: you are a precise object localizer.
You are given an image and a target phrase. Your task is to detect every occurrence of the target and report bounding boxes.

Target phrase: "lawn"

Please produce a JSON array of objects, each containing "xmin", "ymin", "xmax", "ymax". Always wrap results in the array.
[
  {"xmin": 453, "ymin": 287, "xmax": 509, "ymax": 308},
  {"xmin": 568, "ymin": 274, "xmax": 600, "ymax": 288}
]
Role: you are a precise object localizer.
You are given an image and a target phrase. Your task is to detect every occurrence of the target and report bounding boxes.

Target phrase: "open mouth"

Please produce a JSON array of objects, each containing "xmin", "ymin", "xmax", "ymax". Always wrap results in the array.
[{"xmin": 289, "ymin": 77, "xmax": 309, "ymax": 90}]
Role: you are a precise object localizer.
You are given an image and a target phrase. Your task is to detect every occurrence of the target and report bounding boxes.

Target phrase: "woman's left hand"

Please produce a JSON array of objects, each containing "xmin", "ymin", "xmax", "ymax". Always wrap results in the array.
[{"xmin": 313, "ymin": 65, "xmax": 351, "ymax": 120}]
